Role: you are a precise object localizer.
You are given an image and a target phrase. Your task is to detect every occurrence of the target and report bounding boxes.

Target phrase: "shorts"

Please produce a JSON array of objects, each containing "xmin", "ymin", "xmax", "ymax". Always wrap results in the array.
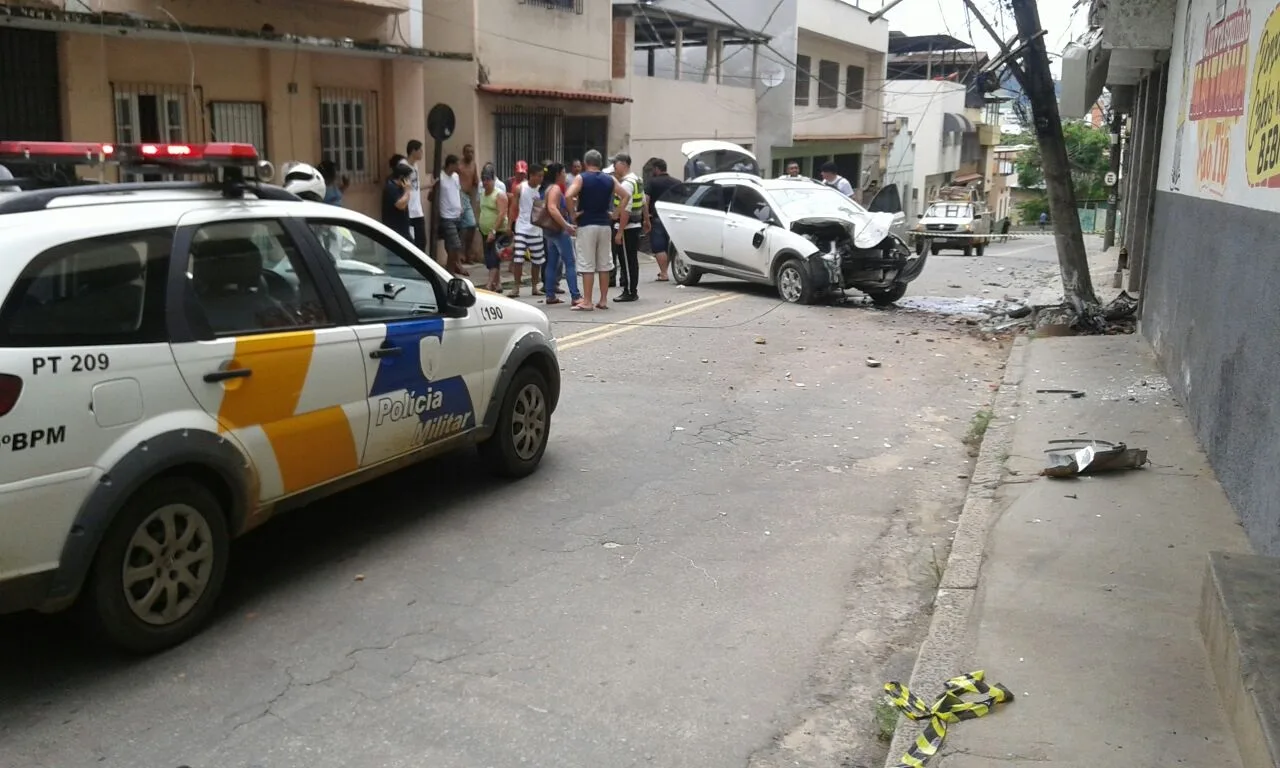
[
  {"xmin": 439, "ymin": 218, "xmax": 463, "ymax": 253},
  {"xmin": 459, "ymin": 195, "xmax": 477, "ymax": 230},
  {"xmin": 483, "ymin": 235, "xmax": 501, "ymax": 269},
  {"xmin": 648, "ymin": 219, "xmax": 670, "ymax": 254},
  {"xmin": 575, "ymin": 224, "xmax": 614, "ymax": 273},
  {"xmin": 513, "ymin": 230, "xmax": 545, "ymax": 265}
]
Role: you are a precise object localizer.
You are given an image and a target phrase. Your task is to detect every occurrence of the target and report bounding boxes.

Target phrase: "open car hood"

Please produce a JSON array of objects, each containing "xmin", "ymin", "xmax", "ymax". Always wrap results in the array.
[{"xmin": 792, "ymin": 210, "xmax": 897, "ymax": 248}]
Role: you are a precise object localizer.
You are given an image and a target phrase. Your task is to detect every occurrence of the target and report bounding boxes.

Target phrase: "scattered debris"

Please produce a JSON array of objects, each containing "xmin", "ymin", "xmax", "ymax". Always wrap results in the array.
[
  {"xmin": 866, "ymin": 357, "xmax": 882, "ymax": 368},
  {"xmin": 754, "ymin": 336, "xmax": 767, "ymax": 345},
  {"xmin": 1042, "ymin": 439, "xmax": 1149, "ymax": 477},
  {"xmin": 1036, "ymin": 388, "xmax": 1086, "ymax": 398},
  {"xmin": 354, "ymin": 574, "xmax": 365, "ymax": 582}
]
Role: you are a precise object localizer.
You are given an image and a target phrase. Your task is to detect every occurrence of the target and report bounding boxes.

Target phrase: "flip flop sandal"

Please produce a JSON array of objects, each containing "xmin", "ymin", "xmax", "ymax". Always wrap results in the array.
[
  {"xmin": 571, "ymin": 303, "xmax": 593, "ymax": 311},
  {"xmin": 595, "ymin": 303, "xmax": 609, "ymax": 310}
]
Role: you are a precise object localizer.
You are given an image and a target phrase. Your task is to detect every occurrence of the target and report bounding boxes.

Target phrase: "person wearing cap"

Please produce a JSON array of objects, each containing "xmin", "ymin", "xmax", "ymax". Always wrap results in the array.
[
  {"xmin": 507, "ymin": 161, "xmax": 546, "ymax": 296},
  {"xmin": 477, "ymin": 166, "xmax": 509, "ymax": 292},
  {"xmin": 819, "ymin": 161, "xmax": 855, "ymax": 199},
  {"xmin": 508, "ymin": 160, "xmax": 527, "ymax": 203}
]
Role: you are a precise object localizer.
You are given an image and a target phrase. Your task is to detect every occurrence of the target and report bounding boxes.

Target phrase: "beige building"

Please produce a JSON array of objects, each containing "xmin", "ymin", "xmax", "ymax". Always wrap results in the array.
[{"xmin": 0, "ymin": 0, "xmax": 463, "ymax": 219}]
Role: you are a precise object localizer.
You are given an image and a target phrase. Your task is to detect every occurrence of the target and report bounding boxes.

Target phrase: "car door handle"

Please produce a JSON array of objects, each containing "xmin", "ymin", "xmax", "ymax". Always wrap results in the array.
[
  {"xmin": 667, "ymin": 214, "xmax": 688, "ymax": 221},
  {"xmin": 203, "ymin": 368, "xmax": 252, "ymax": 383},
  {"xmin": 726, "ymin": 221, "xmax": 739, "ymax": 228},
  {"xmin": 369, "ymin": 343, "xmax": 403, "ymax": 359}
]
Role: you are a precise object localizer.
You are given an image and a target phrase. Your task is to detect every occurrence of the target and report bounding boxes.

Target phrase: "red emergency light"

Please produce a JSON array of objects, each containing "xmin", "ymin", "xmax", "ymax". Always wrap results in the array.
[{"xmin": 0, "ymin": 141, "xmax": 261, "ymax": 167}]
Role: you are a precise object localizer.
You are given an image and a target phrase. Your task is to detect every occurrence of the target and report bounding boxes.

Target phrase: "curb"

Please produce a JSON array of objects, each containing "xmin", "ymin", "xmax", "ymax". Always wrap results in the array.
[{"xmin": 882, "ymin": 334, "xmax": 1031, "ymax": 767}]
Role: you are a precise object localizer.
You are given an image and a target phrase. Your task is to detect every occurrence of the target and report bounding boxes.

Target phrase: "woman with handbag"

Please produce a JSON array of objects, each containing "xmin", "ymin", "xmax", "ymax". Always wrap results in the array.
[
  {"xmin": 508, "ymin": 162, "xmax": 546, "ymax": 297},
  {"xmin": 538, "ymin": 163, "xmax": 583, "ymax": 308}
]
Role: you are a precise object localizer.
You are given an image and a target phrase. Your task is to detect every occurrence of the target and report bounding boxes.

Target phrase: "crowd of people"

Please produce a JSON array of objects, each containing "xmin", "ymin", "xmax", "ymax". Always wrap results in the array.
[{"xmin": 369, "ymin": 141, "xmax": 686, "ymax": 310}]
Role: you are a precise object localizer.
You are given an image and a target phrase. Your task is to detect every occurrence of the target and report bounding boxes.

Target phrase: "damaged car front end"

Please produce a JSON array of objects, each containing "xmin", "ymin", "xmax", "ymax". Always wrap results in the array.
[{"xmin": 788, "ymin": 213, "xmax": 926, "ymax": 306}]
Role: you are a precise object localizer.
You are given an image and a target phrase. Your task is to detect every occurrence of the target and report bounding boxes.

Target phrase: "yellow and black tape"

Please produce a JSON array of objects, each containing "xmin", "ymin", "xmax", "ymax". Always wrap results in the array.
[{"xmin": 883, "ymin": 670, "xmax": 1013, "ymax": 768}]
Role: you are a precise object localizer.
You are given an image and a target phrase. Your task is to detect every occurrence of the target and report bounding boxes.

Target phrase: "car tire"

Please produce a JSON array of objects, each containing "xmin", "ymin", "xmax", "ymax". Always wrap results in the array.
[
  {"xmin": 914, "ymin": 239, "xmax": 925, "ymax": 256},
  {"xmin": 80, "ymin": 477, "xmax": 230, "ymax": 654},
  {"xmin": 976, "ymin": 240, "xmax": 986, "ymax": 256},
  {"xmin": 869, "ymin": 282, "xmax": 909, "ymax": 306},
  {"xmin": 963, "ymin": 243, "xmax": 975, "ymax": 257},
  {"xmin": 776, "ymin": 258, "xmax": 814, "ymax": 304},
  {"xmin": 479, "ymin": 365, "xmax": 551, "ymax": 479},
  {"xmin": 671, "ymin": 246, "xmax": 703, "ymax": 287},
  {"xmin": 930, "ymin": 244, "xmax": 941, "ymax": 256}
]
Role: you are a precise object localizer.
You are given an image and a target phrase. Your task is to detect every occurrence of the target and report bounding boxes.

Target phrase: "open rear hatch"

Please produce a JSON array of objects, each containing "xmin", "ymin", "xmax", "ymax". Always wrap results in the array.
[{"xmin": 680, "ymin": 140, "xmax": 760, "ymax": 179}]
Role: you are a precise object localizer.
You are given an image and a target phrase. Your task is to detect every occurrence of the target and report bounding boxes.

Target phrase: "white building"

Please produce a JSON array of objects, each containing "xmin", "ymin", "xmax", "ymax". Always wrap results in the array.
[{"xmin": 880, "ymin": 79, "xmax": 968, "ymax": 220}]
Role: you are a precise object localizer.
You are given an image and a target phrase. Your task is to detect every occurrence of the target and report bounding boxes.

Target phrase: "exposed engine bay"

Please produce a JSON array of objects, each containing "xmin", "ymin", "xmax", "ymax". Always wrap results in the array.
[{"xmin": 792, "ymin": 221, "xmax": 917, "ymax": 293}]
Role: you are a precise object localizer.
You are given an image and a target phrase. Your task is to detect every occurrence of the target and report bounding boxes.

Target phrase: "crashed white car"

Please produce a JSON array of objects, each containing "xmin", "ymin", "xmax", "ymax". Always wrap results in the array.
[{"xmin": 654, "ymin": 143, "xmax": 925, "ymax": 305}]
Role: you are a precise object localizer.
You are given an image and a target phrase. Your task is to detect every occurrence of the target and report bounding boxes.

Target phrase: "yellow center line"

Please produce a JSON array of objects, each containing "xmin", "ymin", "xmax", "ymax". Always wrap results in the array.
[
  {"xmin": 554, "ymin": 292, "xmax": 732, "ymax": 344},
  {"xmin": 557, "ymin": 293, "xmax": 742, "ymax": 352}
]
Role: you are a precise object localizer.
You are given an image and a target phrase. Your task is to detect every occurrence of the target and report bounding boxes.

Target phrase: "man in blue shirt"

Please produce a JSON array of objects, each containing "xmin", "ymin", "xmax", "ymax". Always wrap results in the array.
[{"xmin": 381, "ymin": 154, "xmax": 413, "ymax": 242}]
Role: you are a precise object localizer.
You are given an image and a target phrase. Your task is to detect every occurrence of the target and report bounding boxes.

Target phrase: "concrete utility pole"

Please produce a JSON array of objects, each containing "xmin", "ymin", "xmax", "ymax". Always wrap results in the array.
[
  {"xmin": 1008, "ymin": 0, "xmax": 1100, "ymax": 314},
  {"xmin": 1103, "ymin": 110, "xmax": 1122, "ymax": 251}
]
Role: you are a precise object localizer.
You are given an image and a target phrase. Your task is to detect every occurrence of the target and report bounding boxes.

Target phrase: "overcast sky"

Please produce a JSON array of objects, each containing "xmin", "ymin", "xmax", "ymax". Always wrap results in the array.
[{"xmin": 875, "ymin": 0, "xmax": 1088, "ymax": 75}]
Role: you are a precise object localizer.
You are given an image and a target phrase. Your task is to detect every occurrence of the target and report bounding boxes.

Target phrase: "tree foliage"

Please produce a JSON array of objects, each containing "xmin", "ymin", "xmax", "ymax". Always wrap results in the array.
[{"xmin": 1014, "ymin": 122, "xmax": 1112, "ymax": 202}]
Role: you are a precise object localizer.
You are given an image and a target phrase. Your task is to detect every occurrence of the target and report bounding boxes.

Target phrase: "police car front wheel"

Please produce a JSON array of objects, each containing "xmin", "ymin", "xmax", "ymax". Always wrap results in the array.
[
  {"xmin": 480, "ymin": 366, "xmax": 551, "ymax": 478},
  {"xmin": 81, "ymin": 477, "xmax": 230, "ymax": 654}
]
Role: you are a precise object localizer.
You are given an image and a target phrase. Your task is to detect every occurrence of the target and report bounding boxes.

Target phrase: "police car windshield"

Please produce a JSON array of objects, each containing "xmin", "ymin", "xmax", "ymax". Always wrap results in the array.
[{"xmin": 925, "ymin": 203, "xmax": 973, "ymax": 219}]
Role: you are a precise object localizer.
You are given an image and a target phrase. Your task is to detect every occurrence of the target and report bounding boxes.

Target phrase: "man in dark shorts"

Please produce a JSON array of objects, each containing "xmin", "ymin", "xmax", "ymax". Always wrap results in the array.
[
  {"xmin": 643, "ymin": 158, "xmax": 680, "ymax": 282},
  {"xmin": 381, "ymin": 154, "xmax": 413, "ymax": 242}
]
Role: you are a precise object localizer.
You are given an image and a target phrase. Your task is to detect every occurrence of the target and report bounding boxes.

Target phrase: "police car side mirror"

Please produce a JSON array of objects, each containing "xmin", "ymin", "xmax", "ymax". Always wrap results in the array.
[{"xmin": 446, "ymin": 277, "xmax": 477, "ymax": 309}]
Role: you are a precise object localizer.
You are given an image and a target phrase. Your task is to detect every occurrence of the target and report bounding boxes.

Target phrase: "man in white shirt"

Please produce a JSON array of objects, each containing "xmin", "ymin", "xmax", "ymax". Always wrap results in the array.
[
  {"xmin": 429, "ymin": 153, "xmax": 467, "ymax": 277},
  {"xmin": 401, "ymin": 140, "xmax": 426, "ymax": 251},
  {"xmin": 819, "ymin": 161, "xmax": 855, "ymax": 199}
]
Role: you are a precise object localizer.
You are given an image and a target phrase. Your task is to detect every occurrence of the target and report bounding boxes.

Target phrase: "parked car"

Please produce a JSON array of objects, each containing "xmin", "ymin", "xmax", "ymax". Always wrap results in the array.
[
  {"xmin": 656, "ymin": 172, "xmax": 925, "ymax": 305},
  {"xmin": 912, "ymin": 190, "xmax": 994, "ymax": 256},
  {"xmin": 0, "ymin": 141, "xmax": 560, "ymax": 653}
]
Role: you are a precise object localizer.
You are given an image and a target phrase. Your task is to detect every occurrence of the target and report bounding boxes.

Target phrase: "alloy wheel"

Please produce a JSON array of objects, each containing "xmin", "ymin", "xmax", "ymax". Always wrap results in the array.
[
  {"xmin": 511, "ymin": 383, "xmax": 548, "ymax": 461},
  {"xmin": 122, "ymin": 504, "xmax": 216, "ymax": 626}
]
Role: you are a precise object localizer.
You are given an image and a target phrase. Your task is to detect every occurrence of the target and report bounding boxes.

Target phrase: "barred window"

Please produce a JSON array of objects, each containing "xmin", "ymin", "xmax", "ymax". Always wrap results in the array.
[
  {"xmin": 817, "ymin": 60, "xmax": 840, "ymax": 109},
  {"xmin": 519, "ymin": 0, "xmax": 583, "ymax": 12},
  {"xmin": 318, "ymin": 88, "xmax": 379, "ymax": 184},
  {"xmin": 111, "ymin": 82, "xmax": 192, "ymax": 182},
  {"xmin": 845, "ymin": 65, "xmax": 865, "ymax": 109},
  {"xmin": 794, "ymin": 54, "xmax": 811, "ymax": 106}
]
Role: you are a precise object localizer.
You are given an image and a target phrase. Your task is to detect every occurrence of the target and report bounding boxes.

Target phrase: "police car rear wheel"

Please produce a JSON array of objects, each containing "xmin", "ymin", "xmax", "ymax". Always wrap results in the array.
[
  {"xmin": 82, "ymin": 478, "xmax": 230, "ymax": 654},
  {"xmin": 480, "ymin": 366, "xmax": 550, "ymax": 478}
]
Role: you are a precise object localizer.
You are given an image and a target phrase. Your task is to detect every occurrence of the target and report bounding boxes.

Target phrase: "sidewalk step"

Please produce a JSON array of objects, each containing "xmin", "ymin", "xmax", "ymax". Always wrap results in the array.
[{"xmin": 1202, "ymin": 552, "xmax": 1280, "ymax": 768}]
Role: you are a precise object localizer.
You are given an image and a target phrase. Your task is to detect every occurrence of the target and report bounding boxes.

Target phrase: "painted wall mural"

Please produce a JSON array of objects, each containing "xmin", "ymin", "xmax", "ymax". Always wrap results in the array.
[{"xmin": 1159, "ymin": 0, "xmax": 1280, "ymax": 209}]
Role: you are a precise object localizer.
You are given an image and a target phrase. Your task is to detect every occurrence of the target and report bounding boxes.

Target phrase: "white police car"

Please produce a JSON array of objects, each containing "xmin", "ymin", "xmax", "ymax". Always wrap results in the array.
[{"xmin": 0, "ymin": 141, "xmax": 559, "ymax": 653}]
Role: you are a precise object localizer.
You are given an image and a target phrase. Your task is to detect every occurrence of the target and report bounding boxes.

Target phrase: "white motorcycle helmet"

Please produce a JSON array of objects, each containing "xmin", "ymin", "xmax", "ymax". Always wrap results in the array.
[{"xmin": 281, "ymin": 162, "xmax": 326, "ymax": 201}]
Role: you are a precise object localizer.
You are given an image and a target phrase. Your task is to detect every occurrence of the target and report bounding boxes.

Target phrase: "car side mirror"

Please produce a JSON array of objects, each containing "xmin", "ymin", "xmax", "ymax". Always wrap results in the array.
[{"xmin": 446, "ymin": 277, "xmax": 477, "ymax": 309}]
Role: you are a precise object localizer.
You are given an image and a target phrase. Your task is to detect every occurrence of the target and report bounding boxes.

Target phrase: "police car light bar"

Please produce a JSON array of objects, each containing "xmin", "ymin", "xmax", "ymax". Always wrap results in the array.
[{"xmin": 0, "ymin": 141, "xmax": 260, "ymax": 167}]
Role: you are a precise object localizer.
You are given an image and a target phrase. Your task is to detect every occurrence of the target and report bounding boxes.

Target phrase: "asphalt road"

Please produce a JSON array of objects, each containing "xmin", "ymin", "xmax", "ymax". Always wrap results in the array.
[{"xmin": 0, "ymin": 241, "xmax": 1052, "ymax": 768}]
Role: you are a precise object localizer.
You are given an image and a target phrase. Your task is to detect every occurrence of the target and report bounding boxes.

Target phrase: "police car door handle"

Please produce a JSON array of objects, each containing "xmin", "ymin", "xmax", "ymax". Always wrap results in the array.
[
  {"xmin": 667, "ymin": 213, "xmax": 688, "ymax": 221},
  {"xmin": 369, "ymin": 343, "xmax": 403, "ymax": 359},
  {"xmin": 203, "ymin": 368, "xmax": 252, "ymax": 383}
]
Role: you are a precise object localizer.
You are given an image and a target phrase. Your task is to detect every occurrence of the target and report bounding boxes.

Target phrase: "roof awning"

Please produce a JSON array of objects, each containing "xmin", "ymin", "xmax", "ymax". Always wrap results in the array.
[
  {"xmin": 0, "ymin": 4, "xmax": 469, "ymax": 60},
  {"xmin": 477, "ymin": 84, "xmax": 630, "ymax": 104},
  {"xmin": 791, "ymin": 133, "xmax": 880, "ymax": 143},
  {"xmin": 943, "ymin": 113, "xmax": 975, "ymax": 133},
  {"xmin": 953, "ymin": 172, "xmax": 983, "ymax": 184}
]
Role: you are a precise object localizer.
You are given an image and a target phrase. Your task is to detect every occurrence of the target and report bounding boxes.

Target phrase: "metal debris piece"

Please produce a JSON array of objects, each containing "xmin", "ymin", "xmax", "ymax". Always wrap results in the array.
[
  {"xmin": 1042, "ymin": 439, "xmax": 1149, "ymax": 477},
  {"xmin": 866, "ymin": 358, "xmax": 882, "ymax": 368},
  {"xmin": 755, "ymin": 336, "xmax": 767, "ymax": 344},
  {"xmin": 1036, "ymin": 388, "xmax": 1086, "ymax": 398}
]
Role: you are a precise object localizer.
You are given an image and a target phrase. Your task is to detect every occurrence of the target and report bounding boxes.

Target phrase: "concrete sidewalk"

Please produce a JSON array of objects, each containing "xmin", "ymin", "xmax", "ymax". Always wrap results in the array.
[{"xmin": 887, "ymin": 334, "xmax": 1252, "ymax": 767}]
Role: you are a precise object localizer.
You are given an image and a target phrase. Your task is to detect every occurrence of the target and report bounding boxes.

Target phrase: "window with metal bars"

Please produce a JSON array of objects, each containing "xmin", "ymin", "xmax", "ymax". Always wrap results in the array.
[
  {"xmin": 494, "ymin": 107, "xmax": 564, "ymax": 180},
  {"xmin": 794, "ymin": 54, "xmax": 811, "ymax": 106},
  {"xmin": 318, "ymin": 87, "xmax": 379, "ymax": 184},
  {"xmin": 208, "ymin": 101, "xmax": 267, "ymax": 154},
  {"xmin": 111, "ymin": 82, "xmax": 193, "ymax": 182},
  {"xmin": 817, "ymin": 60, "xmax": 840, "ymax": 108},
  {"xmin": 519, "ymin": 0, "xmax": 583, "ymax": 12}
]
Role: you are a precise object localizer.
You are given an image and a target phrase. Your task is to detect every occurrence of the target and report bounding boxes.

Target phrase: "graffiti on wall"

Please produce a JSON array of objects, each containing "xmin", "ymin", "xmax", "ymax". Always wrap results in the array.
[
  {"xmin": 1246, "ymin": 3, "xmax": 1280, "ymax": 185},
  {"xmin": 1190, "ymin": 1, "xmax": 1252, "ymax": 195}
]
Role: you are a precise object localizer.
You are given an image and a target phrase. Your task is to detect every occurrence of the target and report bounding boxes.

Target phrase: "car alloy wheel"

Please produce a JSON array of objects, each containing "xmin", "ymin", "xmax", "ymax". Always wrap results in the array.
[
  {"xmin": 778, "ymin": 264, "xmax": 804, "ymax": 303},
  {"xmin": 122, "ymin": 503, "xmax": 216, "ymax": 626},
  {"xmin": 672, "ymin": 249, "xmax": 690, "ymax": 281},
  {"xmin": 511, "ymin": 382, "xmax": 547, "ymax": 461}
]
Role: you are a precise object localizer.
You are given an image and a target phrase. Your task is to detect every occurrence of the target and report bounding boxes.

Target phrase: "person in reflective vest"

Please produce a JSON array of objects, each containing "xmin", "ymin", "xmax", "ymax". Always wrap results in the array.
[{"xmin": 610, "ymin": 152, "xmax": 649, "ymax": 302}]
